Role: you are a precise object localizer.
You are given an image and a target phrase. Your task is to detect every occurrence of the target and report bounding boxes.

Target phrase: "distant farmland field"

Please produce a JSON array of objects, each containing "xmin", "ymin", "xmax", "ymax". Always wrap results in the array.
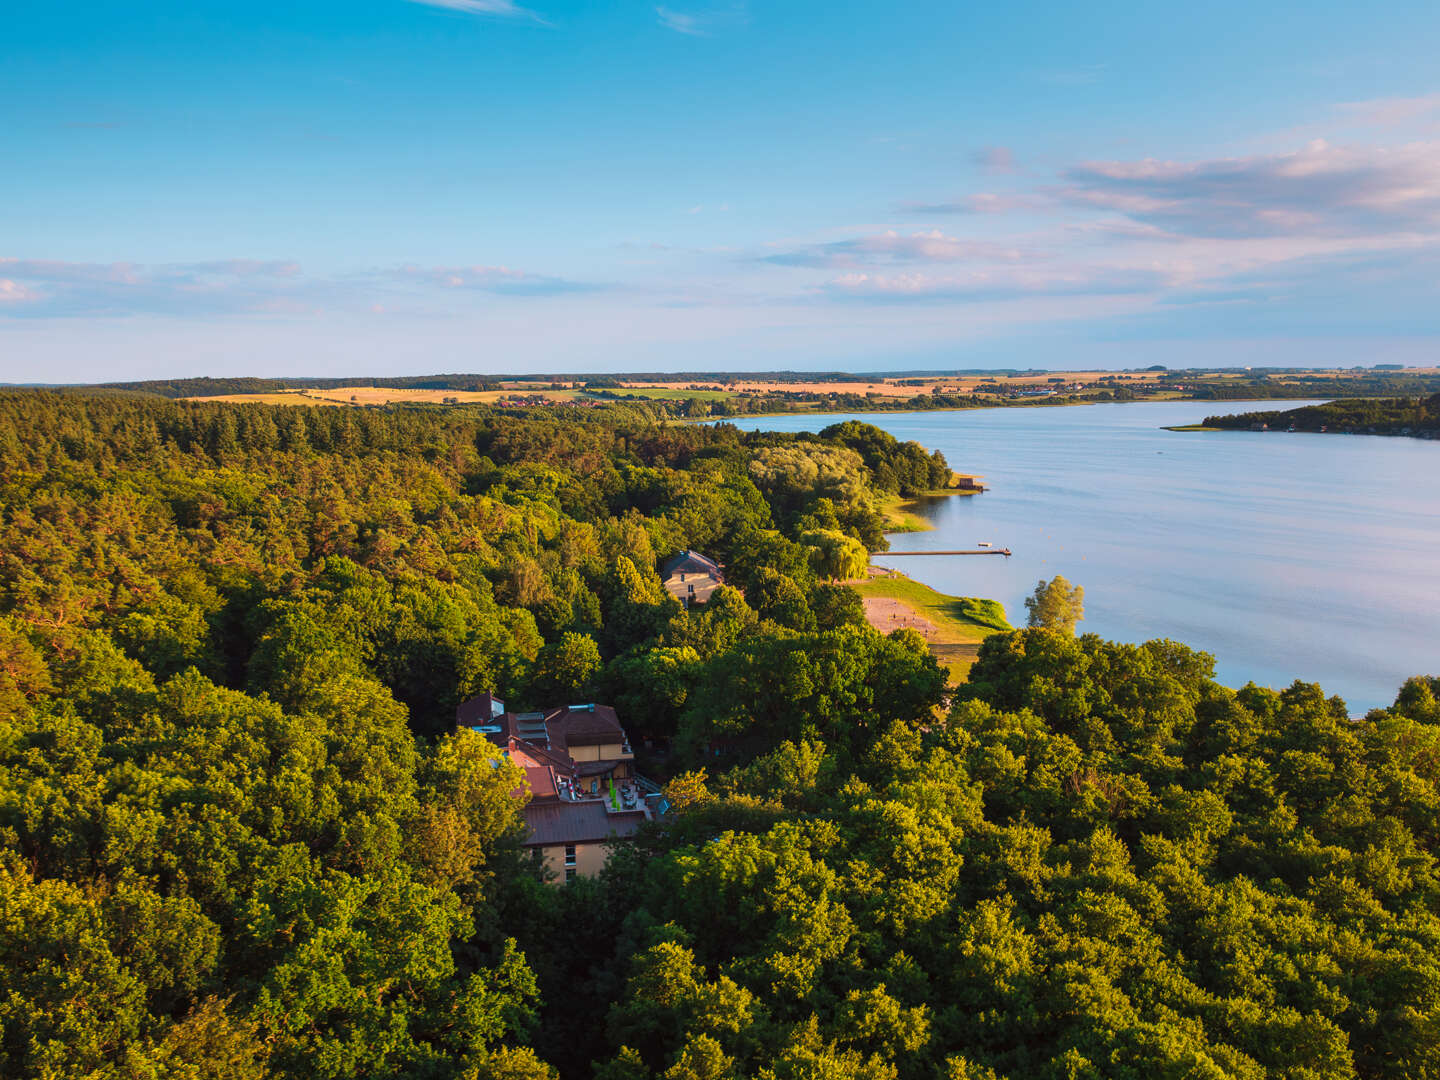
[{"xmin": 185, "ymin": 385, "xmax": 587, "ymax": 406}]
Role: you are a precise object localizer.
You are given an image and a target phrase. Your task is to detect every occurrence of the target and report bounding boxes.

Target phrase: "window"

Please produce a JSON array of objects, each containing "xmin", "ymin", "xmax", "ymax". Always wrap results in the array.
[
  {"xmin": 688, "ymin": 583, "xmax": 695, "ymax": 594},
  {"xmin": 565, "ymin": 867, "xmax": 576, "ymax": 882},
  {"xmin": 564, "ymin": 843, "xmax": 576, "ymax": 866}
]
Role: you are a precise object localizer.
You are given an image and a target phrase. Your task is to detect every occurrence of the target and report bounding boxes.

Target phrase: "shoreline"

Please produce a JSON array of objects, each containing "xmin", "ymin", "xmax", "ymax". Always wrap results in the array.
[
  {"xmin": 693, "ymin": 395, "xmax": 1341, "ymax": 427},
  {"xmin": 879, "ymin": 488, "xmax": 976, "ymax": 533}
]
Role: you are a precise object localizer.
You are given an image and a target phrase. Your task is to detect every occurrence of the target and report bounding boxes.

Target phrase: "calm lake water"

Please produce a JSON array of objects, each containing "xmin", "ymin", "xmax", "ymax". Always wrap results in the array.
[{"xmin": 724, "ymin": 401, "xmax": 1440, "ymax": 712}]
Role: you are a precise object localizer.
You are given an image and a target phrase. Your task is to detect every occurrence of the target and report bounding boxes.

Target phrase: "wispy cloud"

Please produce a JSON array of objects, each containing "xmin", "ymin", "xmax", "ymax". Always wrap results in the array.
[
  {"xmin": 407, "ymin": 0, "xmax": 546, "ymax": 23},
  {"xmin": 898, "ymin": 193, "xmax": 1039, "ymax": 216},
  {"xmin": 0, "ymin": 279, "xmax": 36, "ymax": 304},
  {"xmin": 656, "ymin": 3, "xmax": 747, "ymax": 36},
  {"xmin": 0, "ymin": 257, "xmax": 598, "ymax": 318},
  {"xmin": 854, "ymin": 103, "xmax": 1440, "ymax": 320},
  {"xmin": 822, "ymin": 266, "xmax": 1164, "ymax": 303},
  {"xmin": 1060, "ymin": 138, "xmax": 1440, "ymax": 238},
  {"xmin": 0, "ymin": 258, "xmax": 321, "ymax": 318},
  {"xmin": 1334, "ymin": 93, "xmax": 1440, "ymax": 128},
  {"xmin": 392, "ymin": 264, "xmax": 600, "ymax": 295},
  {"xmin": 766, "ymin": 229, "xmax": 1034, "ymax": 268},
  {"xmin": 974, "ymin": 145, "xmax": 1018, "ymax": 174}
]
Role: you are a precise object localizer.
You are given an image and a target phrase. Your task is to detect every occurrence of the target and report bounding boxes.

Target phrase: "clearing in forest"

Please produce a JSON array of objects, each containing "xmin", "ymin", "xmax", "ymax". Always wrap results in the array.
[{"xmin": 853, "ymin": 571, "xmax": 1011, "ymax": 684}]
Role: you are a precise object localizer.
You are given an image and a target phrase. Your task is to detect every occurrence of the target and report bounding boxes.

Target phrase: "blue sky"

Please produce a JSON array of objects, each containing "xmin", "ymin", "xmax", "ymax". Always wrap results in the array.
[{"xmin": 4, "ymin": 0, "xmax": 1440, "ymax": 381}]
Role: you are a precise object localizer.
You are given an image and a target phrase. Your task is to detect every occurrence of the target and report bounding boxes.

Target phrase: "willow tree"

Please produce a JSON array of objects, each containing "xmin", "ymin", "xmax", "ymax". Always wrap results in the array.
[{"xmin": 1024, "ymin": 575, "xmax": 1084, "ymax": 634}]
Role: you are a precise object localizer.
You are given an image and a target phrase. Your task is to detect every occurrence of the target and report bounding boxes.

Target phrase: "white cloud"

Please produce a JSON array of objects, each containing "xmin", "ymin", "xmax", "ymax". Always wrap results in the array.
[
  {"xmin": 1061, "ymin": 138, "xmax": 1440, "ymax": 238},
  {"xmin": 0, "ymin": 257, "xmax": 599, "ymax": 318},
  {"xmin": 0, "ymin": 279, "xmax": 34, "ymax": 304},
  {"xmin": 898, "ymin": 193, "xmax": 1040, "ymax": 215},
  {"xmin": 823, "ymin": 266, "xmax": 1165, "ymax": 302},
  {"xmin": 767, "ymin": 229, "xmax": 1034, "ymax": 268},
  {"xmin": 656, "ymin": 6, "xmax": 705, "ymax": 35},
  {"xmin": 656, "ymin": 3, "xmax": 747, "ymax": 36},
  {"xmin": 1334, "ymin": 93, "xmax": 1440, "ymax": 128},
  {"xmin": 974, "ymin": 146, "xmax": 1018, "ymax": 174},
  {"xmin": 407, "ymin": 0, "xmax": 545, "ymax": 22}
]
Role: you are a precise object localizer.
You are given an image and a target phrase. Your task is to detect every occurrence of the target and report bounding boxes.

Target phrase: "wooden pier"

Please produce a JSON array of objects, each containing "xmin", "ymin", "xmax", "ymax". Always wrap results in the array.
[{"xmin": 871, "ymin": 548, "xmax": 1012, "ymax": 557}]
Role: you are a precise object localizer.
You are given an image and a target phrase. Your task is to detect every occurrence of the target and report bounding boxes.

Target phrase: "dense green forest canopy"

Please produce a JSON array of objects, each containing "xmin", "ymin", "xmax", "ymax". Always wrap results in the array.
[
  {"xmin": 1, "ymin": 390, "xmax": 1438, "ymax": 1079},
  {"xmin": 1204, "ymin": 394, "xmax": 1440, "ymax": 438}
]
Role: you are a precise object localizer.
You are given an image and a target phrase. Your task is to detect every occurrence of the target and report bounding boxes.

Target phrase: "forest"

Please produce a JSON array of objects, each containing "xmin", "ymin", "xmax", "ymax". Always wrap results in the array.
[
  {"xmin": 2, "ymin": 391, "xmax": 1439, "ymax": 1079},
  {"xmin": 1205, "ymin": 394, "xmax": 1440, "ymax": 438}
]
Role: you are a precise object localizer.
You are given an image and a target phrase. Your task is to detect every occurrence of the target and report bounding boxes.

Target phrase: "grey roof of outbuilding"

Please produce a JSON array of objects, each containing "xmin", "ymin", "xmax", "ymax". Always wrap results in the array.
[
  {"xmin": 660, "ymin": 549, "xmax": 723, "ymax": 581},
  {"xmin": 455, "ymin": 692, "xmax": 504, "ymax": 728},
  {"xmin": 522, "ymin": 801, "xmax": 647, "ymax": 847}
]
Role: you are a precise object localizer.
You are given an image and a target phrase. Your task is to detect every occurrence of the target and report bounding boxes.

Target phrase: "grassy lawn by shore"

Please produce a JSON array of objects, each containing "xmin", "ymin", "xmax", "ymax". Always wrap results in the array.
[
  {"xmin": 1164, "ymin": 423, "xmax": 1225, "ymax": 432},
  {"xmin": 854, "ymin": 572, "xmax": 1011, "ymax": 683},
  {"xmin": 878, "ymin": 489, "xmax": 978, "ymax": 533},
  {"xmin": 878, "ymin": 494, "xmax": 933, "ymax": 533}
]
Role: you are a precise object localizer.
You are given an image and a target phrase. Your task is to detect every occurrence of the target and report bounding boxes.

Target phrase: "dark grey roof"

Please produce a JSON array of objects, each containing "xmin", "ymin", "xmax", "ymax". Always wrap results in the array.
[
  {"xmin": 522, "ymin": 801, "xmax": 646, "ymax": 847},
  {"xmin": 455, "ymin": 692, "xmax": 504, "ymax": 729},
  {"xmin": 661, "ymin": 549, "xmax": 723, "ymax": 581}
]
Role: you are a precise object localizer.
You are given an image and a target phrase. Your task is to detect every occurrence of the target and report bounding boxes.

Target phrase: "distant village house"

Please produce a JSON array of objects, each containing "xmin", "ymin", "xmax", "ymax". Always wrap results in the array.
[
  {"xmin": 457, "ymin": 693, "xmax": 652, "ymax": 882},
  {"xmin": 661, "ymin": 549, "xmax": 724, "ymax": 606}
]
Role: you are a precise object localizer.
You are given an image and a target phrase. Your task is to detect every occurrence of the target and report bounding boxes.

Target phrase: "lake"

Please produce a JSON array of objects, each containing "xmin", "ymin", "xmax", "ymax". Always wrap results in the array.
[{"xmin": 723, "ymin": 400, "xmax": 1440, "ymax": 712}]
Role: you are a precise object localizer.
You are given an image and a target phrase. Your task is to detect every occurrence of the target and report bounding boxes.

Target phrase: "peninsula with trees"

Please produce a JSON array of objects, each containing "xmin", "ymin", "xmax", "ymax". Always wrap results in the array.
[{"xmin": 1199, "ymin": 393, "xmax": 1440, "ymax": 439}]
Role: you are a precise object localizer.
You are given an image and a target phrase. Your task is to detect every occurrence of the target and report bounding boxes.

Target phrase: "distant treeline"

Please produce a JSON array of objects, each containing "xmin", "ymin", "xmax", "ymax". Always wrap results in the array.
[{"xmin": 1205, "ymin": 393, "xmax": 1440, "ymax": 438}]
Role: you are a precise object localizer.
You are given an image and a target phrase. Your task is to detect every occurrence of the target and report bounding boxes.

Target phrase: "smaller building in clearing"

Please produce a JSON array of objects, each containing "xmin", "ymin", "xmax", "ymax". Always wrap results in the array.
[{"xmin": 661, "ymin": 549, "xmax": 724, "ymax": 606}]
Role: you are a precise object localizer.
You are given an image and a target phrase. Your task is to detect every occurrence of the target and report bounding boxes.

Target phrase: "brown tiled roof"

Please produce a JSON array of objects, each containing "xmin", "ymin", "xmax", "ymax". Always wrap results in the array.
[
  {"xmin": 505, "ymin": 735, "xmax": 574, "ymax": 775},
  {"xmin": 522, "ymin": 801, "xmax": 646, "ymax": 847},
  {"xmin": 523, "ymin": 765, "xmax": 558, "ymax": 800},
  {"xmin": 546, "ymin": 705, "xmax": 625, "ymax": 751}
]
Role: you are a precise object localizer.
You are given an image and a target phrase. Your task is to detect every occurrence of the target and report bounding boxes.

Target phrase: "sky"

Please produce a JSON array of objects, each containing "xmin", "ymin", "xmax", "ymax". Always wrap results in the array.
[{"xmin": 3, "ymin": 0, "xmax": 1440, "ymax": 382}]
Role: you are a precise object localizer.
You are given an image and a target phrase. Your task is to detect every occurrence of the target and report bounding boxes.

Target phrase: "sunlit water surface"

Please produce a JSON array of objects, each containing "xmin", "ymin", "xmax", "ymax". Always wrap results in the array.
[{"xmin": 723, "ymin": 400, "xmax": 1440, "ymax": 712}]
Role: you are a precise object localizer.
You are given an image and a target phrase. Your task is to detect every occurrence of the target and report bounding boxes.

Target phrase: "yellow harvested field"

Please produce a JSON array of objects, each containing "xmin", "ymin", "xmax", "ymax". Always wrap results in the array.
[
  {"xmin": 185, "ymin": 384, "xmax": 584, "ymax": 406},
  {"xmin": 182, "ymin": 391, "xmax": 338, "ymax": 406},
  {"xmin": 629, "ymin": 379, "xmax": 934, "ymax": 397},
  {"xmin": 290, "ymin": 386, "xmax": 585, "ymax": 406}
]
